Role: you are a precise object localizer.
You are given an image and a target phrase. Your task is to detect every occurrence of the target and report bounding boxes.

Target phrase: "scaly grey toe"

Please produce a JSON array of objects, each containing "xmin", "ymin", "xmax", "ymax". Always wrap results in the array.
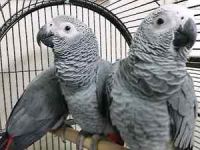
[{"xmin": 89, "ymin": 134, "xmax": 101, "ymax": 150}]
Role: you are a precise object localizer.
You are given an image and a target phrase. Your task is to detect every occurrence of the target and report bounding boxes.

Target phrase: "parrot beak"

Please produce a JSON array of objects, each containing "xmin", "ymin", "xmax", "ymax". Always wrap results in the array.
[
  {"xmin": 173, "ymin": 18, "xmax": 197, "ymax": 49},
  {"xmin": 37, "ymin": 25, "xmax": 54, "ymax": 48}
]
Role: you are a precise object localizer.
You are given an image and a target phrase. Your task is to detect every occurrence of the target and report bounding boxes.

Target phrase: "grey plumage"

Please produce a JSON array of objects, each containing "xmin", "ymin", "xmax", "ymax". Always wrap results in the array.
[
  {"xmin": 168, "ymin": 73, "xmax": 197, "ymax": 149},
  {"xmin": 37, "ymin": 15, "xmax": 120, "ymax": 145},
  {"xmin": 106, "ymin": 4, "xmax": 197, "ymax": 150},
  {"xmin": 0, "ymin": 67, "xmax": 68, "ymax": 150}
]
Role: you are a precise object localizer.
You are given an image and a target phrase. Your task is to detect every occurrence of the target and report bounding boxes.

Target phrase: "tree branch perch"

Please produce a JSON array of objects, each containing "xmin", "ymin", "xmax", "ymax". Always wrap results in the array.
[{"xmin": 52, "ymin": 127, "xmax": 128, "ymax": 150}]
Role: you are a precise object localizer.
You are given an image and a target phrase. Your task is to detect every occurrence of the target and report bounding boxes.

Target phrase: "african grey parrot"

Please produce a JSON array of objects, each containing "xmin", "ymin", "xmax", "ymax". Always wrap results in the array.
[
  {"xmin": 105, "ymin": 4, "xmax": 197, "ymax": 150},
  {"xmin": 0, "ymin": 67, "xmax": 68, "ymax": 150},
  {"xmin": 37, "ymin": 15, "xmax": 123, "ymax": 150}
]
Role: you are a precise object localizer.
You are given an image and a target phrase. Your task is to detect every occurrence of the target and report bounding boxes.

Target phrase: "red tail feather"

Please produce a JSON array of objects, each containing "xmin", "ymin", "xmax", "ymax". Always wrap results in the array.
[
  {"xmin": 5, "ymin": 136, "xmax": 13, "ymax": 150},
  {"xmin": 107, "ymin": 133, "xmax": 124, "ymax": 146}
]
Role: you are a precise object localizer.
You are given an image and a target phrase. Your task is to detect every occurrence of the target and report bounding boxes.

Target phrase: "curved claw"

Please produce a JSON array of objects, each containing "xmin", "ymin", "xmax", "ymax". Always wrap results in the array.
[
  {"xmin": 76, "ymin": 134, "xmax": 84, "ymax": 150},
  {"xmin": 90, "ymin": 134, "xmax": 101, "ymax": 150}
]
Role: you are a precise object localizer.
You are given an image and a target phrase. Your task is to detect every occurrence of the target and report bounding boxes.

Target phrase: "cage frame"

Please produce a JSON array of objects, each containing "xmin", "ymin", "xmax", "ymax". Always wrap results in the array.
[{"xmin": 0, "ymin": 0, "xmax": 133, "ymax": 46}]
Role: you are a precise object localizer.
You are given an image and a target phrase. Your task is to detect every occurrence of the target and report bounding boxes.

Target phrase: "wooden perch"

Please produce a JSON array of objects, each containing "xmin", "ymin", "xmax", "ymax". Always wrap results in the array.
[{"xmin": 52, "ymin": 127, "xmax": 127, "ymax": 150}]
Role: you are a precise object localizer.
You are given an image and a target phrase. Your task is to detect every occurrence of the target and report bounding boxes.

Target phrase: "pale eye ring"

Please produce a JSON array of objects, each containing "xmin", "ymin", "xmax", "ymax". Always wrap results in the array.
[
  {"xmin": 157, "ymin": 18, "xmax": 164, "ymax": 25},
  {"xmin": 65, "ymin": 26, "xmax": 71, "ymax": 31}
]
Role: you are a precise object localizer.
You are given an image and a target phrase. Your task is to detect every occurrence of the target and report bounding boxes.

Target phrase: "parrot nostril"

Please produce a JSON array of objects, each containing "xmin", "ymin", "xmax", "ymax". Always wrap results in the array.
[{"xmin": 49, "ymin": 32, "xmax": 54, "ymax": 37}]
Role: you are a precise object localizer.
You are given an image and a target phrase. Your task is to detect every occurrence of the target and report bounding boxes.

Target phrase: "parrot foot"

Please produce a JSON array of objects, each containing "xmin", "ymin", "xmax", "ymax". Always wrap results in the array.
[
  {"xmin": 76, "ymin": 130, "xmax": 102, "ymax": 150},
  {"xmin": 64, "ymin": 118, "xmax": 76, "ymax": 126},
  {"xmin": 76, "ymin": 130, "xmax": 88, "ymax": 150},
  {"xmin": 50, "ymin": 122, "xmax": 73, "ymax": 143},
  {"xmin": 89, "ymin": 134, "xmax": 101, "ymax": 150},
  {"xmin": 60, "ymin": 123, "xmax": 73, "ymax": 143}
]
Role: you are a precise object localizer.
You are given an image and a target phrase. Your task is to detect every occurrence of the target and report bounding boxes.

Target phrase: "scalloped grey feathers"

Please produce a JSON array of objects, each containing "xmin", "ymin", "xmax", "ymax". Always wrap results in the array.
[
  {"xmin": 106, "ymin": 4, "xmax": 197, "ymax": 150},
  {"xmin": 37, "ymin": 15, "xmax": 116, "ymax": 137},
  {"xmin": 0, "ymin": 67, "xmax": 68, "ymax": 150}
]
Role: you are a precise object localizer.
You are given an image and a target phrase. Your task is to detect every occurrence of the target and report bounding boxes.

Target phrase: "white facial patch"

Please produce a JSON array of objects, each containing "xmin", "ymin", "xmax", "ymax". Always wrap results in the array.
[
  {"xmin": 160, "ymin": 4, "xmax": 195, "ymax": 27},
  {"xmin": 152, "ymin": 12, "xmax": 177, "ymax": 34},
  {"xmin": 46, "ymin": 20, "xmax": 54, "ymax": 33},
  {"xmin": 46, "ymin": 19, "xmax": 81, "ymax": 40},
  {"xmin": 55, "ymin": 22, "xmax": 80, "ymax": 39}
]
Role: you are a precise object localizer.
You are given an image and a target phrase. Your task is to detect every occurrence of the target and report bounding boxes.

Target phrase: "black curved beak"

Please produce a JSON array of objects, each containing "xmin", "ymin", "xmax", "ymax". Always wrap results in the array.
[
  {"xmin": 173, "ymin": 18, "xmax": 197, "ymax": 49},
  {"xmin": 37, "ymin": 25, "xmax": 54, "ymax": 48}
]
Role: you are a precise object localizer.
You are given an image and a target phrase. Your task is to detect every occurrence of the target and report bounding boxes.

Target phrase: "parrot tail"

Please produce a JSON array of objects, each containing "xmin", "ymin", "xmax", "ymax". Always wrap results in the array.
[
  {"xmin": 107, "ymin": 132, "xmax": 124, "ymax": 146},
  {"xmin": 0, "ymin": 130, "xmax": 13, "ymax": 150}
]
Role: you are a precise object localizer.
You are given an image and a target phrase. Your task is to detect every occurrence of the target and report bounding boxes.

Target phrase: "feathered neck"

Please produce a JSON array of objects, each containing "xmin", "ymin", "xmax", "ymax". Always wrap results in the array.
[
  {"xmin": 118, "ymin": 40, "xmax": 187, "ymax": 99},
  {"xmin": 53, "ymin": 34, "xmax": 99, "ymax": 89}
]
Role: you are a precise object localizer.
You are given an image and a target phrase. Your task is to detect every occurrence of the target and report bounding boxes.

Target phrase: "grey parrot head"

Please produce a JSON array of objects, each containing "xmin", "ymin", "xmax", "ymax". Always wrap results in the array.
[
  {"xmin": 37, "ymin": 15, "xmax": 98, "ymax": 56},
  {"xmin": 133, "ymin": 4, "xmax": 197, "ymax": 61}
]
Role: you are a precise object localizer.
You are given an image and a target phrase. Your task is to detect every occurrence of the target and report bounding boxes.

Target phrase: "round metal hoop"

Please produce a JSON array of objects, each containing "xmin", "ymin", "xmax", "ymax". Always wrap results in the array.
[{"xmin": 0, "ymin": 0, "xmax": 133, "ymax": 46}]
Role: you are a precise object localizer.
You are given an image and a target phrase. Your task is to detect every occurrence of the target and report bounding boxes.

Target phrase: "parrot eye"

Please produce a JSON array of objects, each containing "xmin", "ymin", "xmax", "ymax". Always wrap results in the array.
[
  {"xmin": 157, "ymin": 18, "xmax": 164, "ymax": 25},
  {"xmin": 65, "ymin": 26, "xmax": 71, "ymax": 31}
]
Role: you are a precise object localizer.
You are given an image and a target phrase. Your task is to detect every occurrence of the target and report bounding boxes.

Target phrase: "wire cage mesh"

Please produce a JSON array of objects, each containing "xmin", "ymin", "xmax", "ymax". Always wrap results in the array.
[{"xmin": 0, "ymin": 0, "xmax": 199, "ymax": 150}]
